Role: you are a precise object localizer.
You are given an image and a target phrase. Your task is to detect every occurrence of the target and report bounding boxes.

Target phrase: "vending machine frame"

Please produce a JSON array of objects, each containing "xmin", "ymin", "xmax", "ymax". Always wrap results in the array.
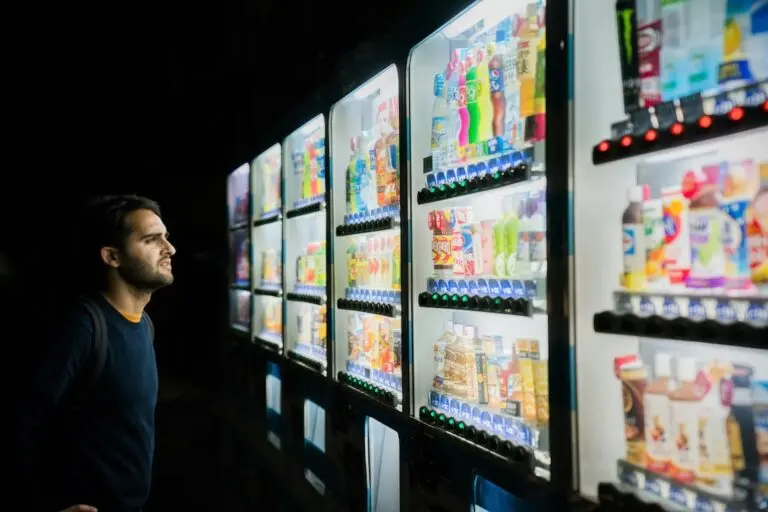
[
  {"xmin": 569, "ymin": 0, "xmax": 768, "ymax": 510},
  {"xmin": 401, "ymin": 0, "xmax": 573, "ymax": 503}
]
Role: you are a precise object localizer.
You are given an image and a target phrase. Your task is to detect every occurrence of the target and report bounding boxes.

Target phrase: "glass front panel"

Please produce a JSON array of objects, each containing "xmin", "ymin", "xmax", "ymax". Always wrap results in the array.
[
  {"xmin": 366, "ymin": 417, "xmax": 400, "ymax": 512},
  {"xmin": 266, "ymin": 361, "xmax": 282, "ymax": 449},
  {"xmin": 251, "ymin": 144, "xmax": 284, "ymax": 348},
  {"xmin": 409, "ymin": 0, "xmax": 550, "ymax": 477},
  {"xmin": 573, "ymin": 1, "xmax": 768, "ymax": 510},
  {"xmin": 230, "ymin": 289, "xmax": 251, "ymax": 333},
  {"xmin": 330, "ymin": 65, "xmax": 404, "ymax": 406},
  {"xmin": 283, "ymin": 116, "xmax": 329, "ymax": 371},
  {"xmin": 472, "ymin": 475, "xmax": 533, "ymax": 511},
  {"xmin": 304, "ymin": 399, "xmax": 327, "ymax": 495},
  {"xmin": 230, "ymin": 228, "xmax": 250, "ymax": 288},
  {"xmin": 227, "ymin": 162, "xmax": 250, "ymax": 228}
]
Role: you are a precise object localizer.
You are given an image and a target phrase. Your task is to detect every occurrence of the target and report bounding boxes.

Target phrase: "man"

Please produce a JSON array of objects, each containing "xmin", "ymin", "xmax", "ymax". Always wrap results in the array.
[{"xmin": 12, "ymin": 195, "xmax": 175, "ymax": 512}]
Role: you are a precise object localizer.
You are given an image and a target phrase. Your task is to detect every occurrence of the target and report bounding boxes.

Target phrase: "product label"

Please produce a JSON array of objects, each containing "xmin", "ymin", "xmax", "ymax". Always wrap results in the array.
[
  {"xmin": 722, "ymin": 200, "xmax": 750, "ymax": 285},
  {"xmin": 637, "ymin": 19, "xmax": 662, "ymax": 107},
  {"xmin": 431, "ymin": 116, "xmax": 448, "ymax": 150},
  {"xmin": 688, "ymin": 208, "xmax": 725, "ymax": 288},
  {"xmin": 489, "ymin": 67, "xmax": 504, "ymax": 93},
  {"xmin": 623, "ymin": 225, "xmax": 644, "ymax": 273},
  {"xmin": 645, "ymin": 392, "xmax": 671, "ymax": 472},
  {"xmin": 458, "ymin": 84, "xmax": 467, "ymax": 108}
]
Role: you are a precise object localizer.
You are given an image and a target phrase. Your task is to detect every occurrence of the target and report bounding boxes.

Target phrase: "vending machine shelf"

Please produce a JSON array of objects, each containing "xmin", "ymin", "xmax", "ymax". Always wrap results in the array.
[
  {"xmin": 285, "ymin": 199, "xmax": 326, "ymax": 219},
  {"xmin": 592, "ymin": 81, "xmax": 768, "ymax": 166},
  {"xmin": 417, "ymin": 405, "xmax": 541, "ymax": 475},
  {"xmin": 286, "ymin": 291, "xmax": 327, "ymax": 305},
  {"xmin": 229, "ymin": 221, "xmax": 249, "ymax": 231},
  {"xmin": 418, "ymin": 292, "xmax": 534, "ymax": 317},
  {"xmin": 254, "ymin": 333, "xmax": 282, "ymax": 352},
  {"xmin": 612, "ymin": 289, "xmax": 768, "ymax": 325},
  {"xmin": 593, "ymin": 311, "xmax": 768, "ymax": 349},
  {"xmin": 337, "ymin": 371, "xmax": 399, "ymax": 408},
  {"xmin": 287, "ymin": 348, "xmax": 326, "ymax": 373},
  {"xmin": 417, "ymin": 161, "xmax": 543, "ymax": 206},
  {"xmin": 230, "ymin": 284, "xmax": 250, "ymax": 291},
  {"xmin": 252, "ymin": 214, "xmax": 282, "ymax": 228},
  {"xmin": 337, "ymin": 298, "xmax": 400, "ymax": 318},
  {"xmin": 253, "ymin": 286, "xmax": 283, "ymax": 297},
  {"xmin": 335, "ymin": 215, "xmax": 400, "ymax": 236},
  {"xmin": 606, "ymin": 459, "xmax": 751, "ymax": 512}
]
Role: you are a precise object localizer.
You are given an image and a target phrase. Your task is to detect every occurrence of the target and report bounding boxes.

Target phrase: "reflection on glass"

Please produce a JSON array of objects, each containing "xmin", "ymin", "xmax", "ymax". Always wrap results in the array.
[
  {"xmin": 227, "ymin": 163, "xmax": 250, "ymax": 227},
  {"xmin": 266, "ymin": 362, "xmax": 281, "ymax": 449},
  {"xmin": 229, "ymin": 289, "xmax": 251, "ymax": 333},
  {"xmin": 472, "ymin": 475, "xmax": 531, "ymax": 512},
  {"xmin": 366, "ymin": 417, "xmax": 400, "ymax": 512},
  {"xmin": 410, "ymin": 0, "xmax": 549, "ymax": 474},
  {"xmin": 304, "ymin": 399, "xmax": 327, "ymax": 496}
]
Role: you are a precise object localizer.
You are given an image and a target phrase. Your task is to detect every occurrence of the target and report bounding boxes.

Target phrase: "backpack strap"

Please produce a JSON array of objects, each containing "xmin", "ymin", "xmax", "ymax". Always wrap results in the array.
[
  {"xmin": 145, "ymin": 311, "xmax": 155, "ymax": 343},
  {"xmin": 78, "ymin": 295, "xmax": 109, "ymax": 390}
]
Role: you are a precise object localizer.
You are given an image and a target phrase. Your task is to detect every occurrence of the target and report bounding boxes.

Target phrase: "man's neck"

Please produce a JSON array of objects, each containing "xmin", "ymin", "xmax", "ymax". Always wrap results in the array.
[{"xmin": 101, "ymin": 280, "xmax": 151, "ymax": 317}]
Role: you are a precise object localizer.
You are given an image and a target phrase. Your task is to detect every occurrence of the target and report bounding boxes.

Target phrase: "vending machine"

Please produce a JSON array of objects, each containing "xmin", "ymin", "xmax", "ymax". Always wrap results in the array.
[
  {"xmin": 572, "ymin": 1, "xmax": 768, "ymax": 510},
  {"xmin": 281, "ymin": 115, "xmax": 337, "ymax": 505},
  {"xmin": 407, "ymin": 0, "xmax": 559, "ymax": 509},
  {"xmin": 330, "ymin": 65, "xmax": 408, "ymax": 511},
  {"xmin": 251, "ymin": 143, "xmax": 284, "ymax": 352},
  {"xmin": 228, "ymin": 162, "xmax": 252, "ymax": 336}
]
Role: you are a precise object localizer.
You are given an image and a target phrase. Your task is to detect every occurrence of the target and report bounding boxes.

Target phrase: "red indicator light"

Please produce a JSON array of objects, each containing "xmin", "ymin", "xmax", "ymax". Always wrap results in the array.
[
  {"xmin": 698, "ymin": 115, "xmax": 713, "ymax": 129},
  {"xmin": 644, "ymin": 129, "xmax": 657, "ymax": 142},
  {"xmin": 763, "ymin": 100, "xmax": 768, "ymax": 113},
  {"xmin": 728, "ymin": 106, "xmax": 744, "ymax": 121},
  {"xmin": 620, "ymin": 135, "xmax": 632, "ymax": 147},
  {"xmin": 670, "ymin": 123, "xmax": 684, "ymax": 136},
  {"xmin": 598, "ymin": 141, "xmax": 610, "ymax": 152}
]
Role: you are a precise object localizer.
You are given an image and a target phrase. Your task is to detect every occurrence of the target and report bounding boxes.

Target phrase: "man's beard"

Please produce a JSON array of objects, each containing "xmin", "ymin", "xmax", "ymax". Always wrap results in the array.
[{"xmin": 118, "ymin": 256, "xmax": 173, "ymax": 293}]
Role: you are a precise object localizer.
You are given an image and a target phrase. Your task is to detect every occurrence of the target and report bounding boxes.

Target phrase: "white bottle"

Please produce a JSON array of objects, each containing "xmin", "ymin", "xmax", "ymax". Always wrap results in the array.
[
  {"xmin": 431, "ymin": 73, "xmax": 449, "ymax": 168},
  {"xmin": 644, "ymin": 353, "xmax": 675, "ymax": 474}
]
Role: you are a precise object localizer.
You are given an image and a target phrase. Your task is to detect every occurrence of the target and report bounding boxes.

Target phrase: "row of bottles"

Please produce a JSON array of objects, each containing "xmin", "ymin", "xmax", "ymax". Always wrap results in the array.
[
  {"xmin": 291, "ymin": 125, "xmax": 326, "ymax": 208},
  {"xmin": 345, "ymin": 235, "xmax": 402, "ymax": 291},
  {"xmin": 430, "ymin": 4, "xmax": 546, "ymax": 169},
  {"xmin": 344, "ymin": 97, "xmax": 401, "ymax": 222},
  {"xmin": 616, "ymin": 0, "xmax": 768, "ymax": 111},
  {"xmin": 622, "ymin": 160, "xmax": 768, "ymax": 292},
  {"xmin": 428, "ymin": 189, "xmax": 546, "ymax": 279},
  {"xmin": 616, "ymin": 352, "xmax": 768, "ymax": 504}
]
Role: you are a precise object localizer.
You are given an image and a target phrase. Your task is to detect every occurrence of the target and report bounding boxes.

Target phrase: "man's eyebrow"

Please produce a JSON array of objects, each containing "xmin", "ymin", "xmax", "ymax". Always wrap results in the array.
[{"xmin": 140, "ymin": 231, "xmax": 167, "ymax": 240}]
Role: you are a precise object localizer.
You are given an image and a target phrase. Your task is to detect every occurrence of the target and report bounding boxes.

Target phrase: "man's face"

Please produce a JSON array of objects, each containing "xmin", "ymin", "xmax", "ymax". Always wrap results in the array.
[{"xmin": 109, "ymin": 209, "xmax": 176, "ymax": 292}]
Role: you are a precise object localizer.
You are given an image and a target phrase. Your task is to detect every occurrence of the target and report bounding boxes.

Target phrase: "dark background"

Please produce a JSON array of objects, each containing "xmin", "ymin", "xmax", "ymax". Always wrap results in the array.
[{"xmin": 3, "ymin": 0, "xmax": 418, "ymax": 509}]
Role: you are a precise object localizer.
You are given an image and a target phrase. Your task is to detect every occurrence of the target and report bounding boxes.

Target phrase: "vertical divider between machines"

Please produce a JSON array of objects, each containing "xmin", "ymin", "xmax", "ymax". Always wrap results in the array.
[{"xmin": 544, "ymin": 0, "xmax": 575, "ymax": 495}]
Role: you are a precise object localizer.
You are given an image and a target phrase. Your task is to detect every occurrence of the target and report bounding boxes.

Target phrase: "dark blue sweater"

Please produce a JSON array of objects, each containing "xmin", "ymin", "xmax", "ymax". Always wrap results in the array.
[{"xmin": 13, "ymin": 294, "xmax": 158, "ymax": 512}]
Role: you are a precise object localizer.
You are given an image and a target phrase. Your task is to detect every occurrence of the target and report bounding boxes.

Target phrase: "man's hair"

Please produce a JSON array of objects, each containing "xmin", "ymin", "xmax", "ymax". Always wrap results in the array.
[{"xmin": 74, "ymin": 194, "xmax": 161, "ymax": 287}]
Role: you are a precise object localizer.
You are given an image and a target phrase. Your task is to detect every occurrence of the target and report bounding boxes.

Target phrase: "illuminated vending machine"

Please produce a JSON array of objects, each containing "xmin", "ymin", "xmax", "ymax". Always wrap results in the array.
[
  {"xmin": 408, "ymin": 0, "xmax": 559, "ymax": 509},
  {"xmin": 251, "ymin": 144, "xmax": 284, "ymax": 351},
  {"xmin": 330, "ymin": 65, "xmax": 406, "ymax": 511},
  {"xmin": 250, "ymin": 143, "xmax": 285, "ymax": 451},
  {"xmin": 281, "ymin": 115, "xmax": 332, "ymax": 499},
  {"xmin": 572, "ymin": 1, "xmax": 768, "ymax": 510},
  {"xmin": 228, "ymin": 162, "xmax": 252, "ymax": 337}
]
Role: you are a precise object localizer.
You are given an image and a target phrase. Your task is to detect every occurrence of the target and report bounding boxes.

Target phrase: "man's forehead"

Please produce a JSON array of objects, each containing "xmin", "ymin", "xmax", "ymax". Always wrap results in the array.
[{"xmin": 127, "ymin": 209, "xmax": 166, "ymax": 235}]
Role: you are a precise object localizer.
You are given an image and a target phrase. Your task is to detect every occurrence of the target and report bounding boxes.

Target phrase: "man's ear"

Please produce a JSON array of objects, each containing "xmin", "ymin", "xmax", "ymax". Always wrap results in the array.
[{"xmin": 100, "ymin": 247, "xmax": 120, "ymax": 268}]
